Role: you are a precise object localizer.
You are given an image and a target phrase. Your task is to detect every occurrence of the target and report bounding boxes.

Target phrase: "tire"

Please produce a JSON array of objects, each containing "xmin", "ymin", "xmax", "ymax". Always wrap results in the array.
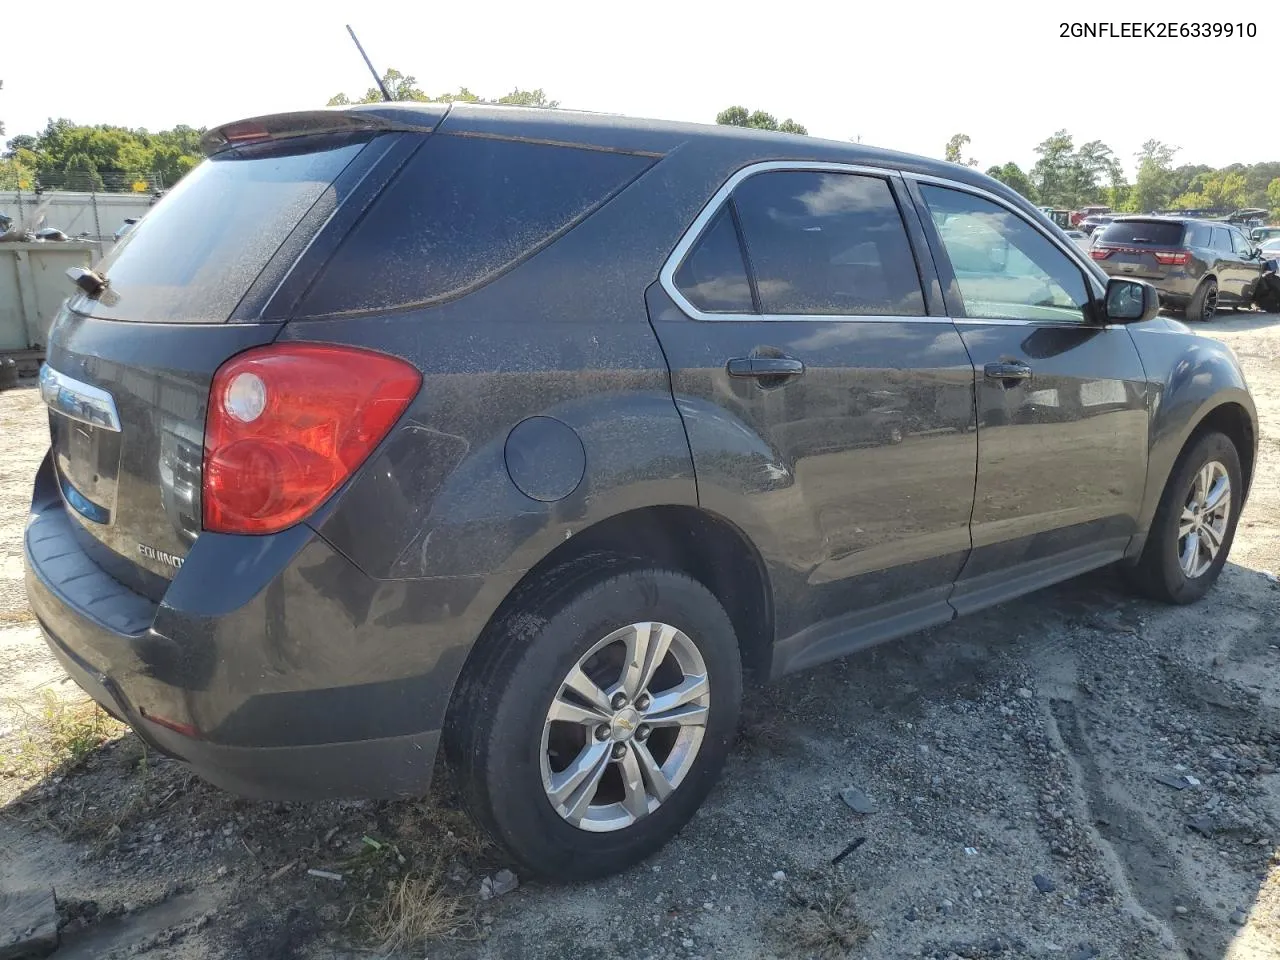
[
  {"xmin": 1186, "ymin": 278, "xmax": 1218, "ymax": 322},
  {"xmin": 1128, "ymin": 431, "xmax": 1242, "ymax": 604},
  {"xmin": 444, "ymin": 562, "xmax": 742, "ymax": 881}
]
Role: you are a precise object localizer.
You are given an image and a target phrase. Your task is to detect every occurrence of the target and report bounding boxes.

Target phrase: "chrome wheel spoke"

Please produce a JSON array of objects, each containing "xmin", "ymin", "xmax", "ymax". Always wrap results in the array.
[
  {"xmin": 550, "ymin": 742, "xmax": 611, "ymax": 823},
  {"xmin": 632, "ymin": 740, "xmax": 674, "ymax": 802},
  {"xmin": 1180, "ymin": 531, "xmax": 1201, "ymax": 577},
  {"xmin": 646, "ymin": 674, "xmax": 709, "ymax": 716},
  {"xmin": 1201, "ymin": 520, "xmax": 1224, "ymax": 555},
  {"xmin": 1204, "ymin": 475, "xmax": 1230, "ymax": 512},
  {"xmin": 1179, "ymin": 506, "xmax": 1197, "ymax": 538},
  {"xmin": 621, "ymin": 622, "xmax": 676, "ymax": 699},
  {"xmin": 619, "ymin": 748, "xmax": 650, "ymax": 820},
  {"xmin": 547, "ymin": 691, "xmax": 611, "ymax": 727},
  {"xmin": 563, "ymin": 664, "xmax": 613, "ymax": 715},
  {"xmin": 644, "ymin": 701, "xmax": 708, "ymax": 728}
]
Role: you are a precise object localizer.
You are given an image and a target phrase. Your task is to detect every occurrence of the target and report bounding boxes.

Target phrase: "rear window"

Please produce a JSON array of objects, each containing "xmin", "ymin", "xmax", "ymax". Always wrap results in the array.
[
  {"xmin": 298, "ymin": 135, "xmax": 654, "ymax": 316},
  {"xmin": 80, "ymin": 137, "xmax": 367, "ymax": 322},
  {"xmin": 1098, "ymin": 220, "xmax": 1185, "ymax": 246}
]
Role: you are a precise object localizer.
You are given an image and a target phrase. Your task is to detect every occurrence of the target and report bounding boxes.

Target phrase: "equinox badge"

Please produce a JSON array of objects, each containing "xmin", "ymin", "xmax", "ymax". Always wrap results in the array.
[{"xmin": 137, "ymin": 543, "xmax": 184, "ymax": 569}]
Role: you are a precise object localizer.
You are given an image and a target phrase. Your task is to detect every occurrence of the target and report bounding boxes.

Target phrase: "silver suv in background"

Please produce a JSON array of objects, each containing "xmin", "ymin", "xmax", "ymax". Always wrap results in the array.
[{"xmin": 1091, "ymin": 216, "xmax": 1267, "ymax": 321}]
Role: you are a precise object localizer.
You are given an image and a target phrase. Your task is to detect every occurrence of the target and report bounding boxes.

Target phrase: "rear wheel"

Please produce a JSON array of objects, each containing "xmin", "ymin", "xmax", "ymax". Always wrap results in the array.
[
  {"xmin": 1128, "ymin": 431, "xmax": 1242, "ymax": 604},
  {"xmin": 1186, "ymin": 279, "xmax": 1218, "ymax": 322},
  {"xmin": 445, "ymin": 563, "xmax": 742, "ymax": 880}
]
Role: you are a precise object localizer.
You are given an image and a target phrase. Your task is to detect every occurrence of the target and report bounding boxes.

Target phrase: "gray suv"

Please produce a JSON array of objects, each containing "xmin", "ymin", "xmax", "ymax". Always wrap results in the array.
[
  {"xmin": 1091, "ymin": 216, "xmax": 1268, "ymax": 321},
  {"xmin": 25, "ymin": 103, "xmax": 1258, "ymax": 880}
]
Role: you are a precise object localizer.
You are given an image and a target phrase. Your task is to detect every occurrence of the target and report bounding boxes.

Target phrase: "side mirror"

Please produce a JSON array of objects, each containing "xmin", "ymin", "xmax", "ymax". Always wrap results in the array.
[{"xmin": 1105, "ymin": 277, "xmax": 1159, "ymax": 323}]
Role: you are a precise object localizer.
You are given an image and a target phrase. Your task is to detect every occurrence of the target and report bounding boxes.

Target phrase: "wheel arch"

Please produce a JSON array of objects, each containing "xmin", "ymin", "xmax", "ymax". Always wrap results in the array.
[{"xmin": 443, "ymin": 505, "xmax": 776, "ymax": 730}]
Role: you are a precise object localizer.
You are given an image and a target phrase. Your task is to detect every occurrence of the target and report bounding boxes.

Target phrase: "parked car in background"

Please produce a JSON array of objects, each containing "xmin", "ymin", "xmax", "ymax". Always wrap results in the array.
[
  {"xmin": 1091, "ymin": 216, "xmax": 1268, "ymax": 321},
  {"xmin": 1251, "ymin": 226, "xmax": 1280, "ymax": 245},
  {"xmin": 25, "ymin": 103, "xmax": 1259, "ymax": 880},
  {"xmin": 1080, "ymin": 215, "xmax": 1114, "ymax": 236}
]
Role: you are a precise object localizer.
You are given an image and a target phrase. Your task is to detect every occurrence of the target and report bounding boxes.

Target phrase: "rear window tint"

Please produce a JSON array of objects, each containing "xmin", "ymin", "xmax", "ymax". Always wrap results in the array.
[
  {"xmin": 1185, "ymin": 223, "xmax": 1212, "ymax": 247},
  {"xmin": 1099, "ymin": 221, "xmax": 1185, "ymax": 246},
  {"xmin": 300, "ymin": 135, "xmax": 653, "ymax": 315},
  {"xmin": 673, "ymin": 207, "xmax": 753, "ymax": 313},
  {"xmin": 79, "ymin": 137, "xmax": 367, "ymax": 322},
  {"xmin": 731, "ymin": 171, "xmax": 925, "ymax": 316}
]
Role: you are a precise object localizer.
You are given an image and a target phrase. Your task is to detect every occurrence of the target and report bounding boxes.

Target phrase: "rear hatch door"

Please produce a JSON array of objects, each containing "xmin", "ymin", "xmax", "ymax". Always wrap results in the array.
[
  {"xmin": 1093, "ymin": 220, "xmax": 1187, "ymax": 280},
  {"xmin": 39, "ymin": 111, "xmax": 437, "ymax": 598}
]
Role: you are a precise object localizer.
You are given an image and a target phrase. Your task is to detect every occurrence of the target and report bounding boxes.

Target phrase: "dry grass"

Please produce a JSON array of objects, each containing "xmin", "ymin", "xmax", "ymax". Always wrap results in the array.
[
  {"xmin": 0, "ymin": 608, "xmax": 36, "ymax": 625},
  {"xmin": 368, "ymin": 862, "xmax": 474, "ymax": 954},
  {"xmin": 1, "ymin": 689, "xmax": 128, "ymax": 780},
  {"xmin": 779, "ymin": 884, "xmax": 870, "ymax": 959}
]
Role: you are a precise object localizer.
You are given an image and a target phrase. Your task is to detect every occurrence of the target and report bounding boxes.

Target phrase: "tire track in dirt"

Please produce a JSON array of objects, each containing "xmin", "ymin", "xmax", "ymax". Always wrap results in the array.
[{"xmin": 1049, "ymin": 696, "xmax": 1229, "ymax": 959}]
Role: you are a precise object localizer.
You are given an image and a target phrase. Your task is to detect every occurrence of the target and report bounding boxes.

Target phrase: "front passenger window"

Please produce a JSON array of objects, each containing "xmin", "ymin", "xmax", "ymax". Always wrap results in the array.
[{"xmin": 920, "ymin": 185, "xmax": 1091, "ymax": 323}]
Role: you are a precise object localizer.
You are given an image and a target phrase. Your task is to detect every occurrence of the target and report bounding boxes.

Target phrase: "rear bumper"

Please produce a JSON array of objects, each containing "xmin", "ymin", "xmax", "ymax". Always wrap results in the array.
[{"xmin": 24, "ymin": 453, "xmax": 484, "ymax": 801}]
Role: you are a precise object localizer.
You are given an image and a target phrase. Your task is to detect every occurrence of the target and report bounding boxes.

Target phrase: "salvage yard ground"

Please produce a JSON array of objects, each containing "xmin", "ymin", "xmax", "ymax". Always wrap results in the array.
[{"xmin": 2, "ymin": 312, "xmax": 1280, "ymax": 960}]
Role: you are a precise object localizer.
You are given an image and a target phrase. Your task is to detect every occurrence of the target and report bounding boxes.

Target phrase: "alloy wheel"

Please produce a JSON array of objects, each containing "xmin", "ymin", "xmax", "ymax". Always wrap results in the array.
[
  {"xmin": 540, "ymin": 621, "xmax": 710, "ymax": 832},
  {"xmin": 1178, "ymin": 460, "xmax": 1230, "ymax": 579}
]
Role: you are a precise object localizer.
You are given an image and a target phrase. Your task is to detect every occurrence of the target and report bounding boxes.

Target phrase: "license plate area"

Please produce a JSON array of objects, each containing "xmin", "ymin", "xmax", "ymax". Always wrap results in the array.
[{"xmin": 41, "ymin": 365, "xmax": 124, "ymax": 527}]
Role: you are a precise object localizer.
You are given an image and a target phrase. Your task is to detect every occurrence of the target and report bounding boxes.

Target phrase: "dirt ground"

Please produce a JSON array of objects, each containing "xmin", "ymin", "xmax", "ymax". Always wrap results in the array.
[{"xmin": 2, "ymin": 312, "xmax": 1279, "ymax": 960}]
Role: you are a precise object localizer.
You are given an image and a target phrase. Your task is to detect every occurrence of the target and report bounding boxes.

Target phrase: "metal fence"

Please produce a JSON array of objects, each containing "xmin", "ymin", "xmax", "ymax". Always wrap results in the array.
[{"xmin": 0, "ymin": 190, "xmax": 157, "ymax": 242}]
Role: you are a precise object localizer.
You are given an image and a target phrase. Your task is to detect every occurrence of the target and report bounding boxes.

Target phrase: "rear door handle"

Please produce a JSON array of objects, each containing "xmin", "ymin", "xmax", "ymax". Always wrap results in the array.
[
  {"xmin": 727, "ymin": 357, "xmax": 806, "ymax": 379},
  {"xmin": 984, "ymin": 361, "xmax": 1032, "ymax": 385}
]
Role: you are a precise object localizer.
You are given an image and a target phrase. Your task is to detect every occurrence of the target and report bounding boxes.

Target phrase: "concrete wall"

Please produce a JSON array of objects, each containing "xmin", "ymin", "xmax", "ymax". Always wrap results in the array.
[
  {"xmin": 0, "ymin": 241, "xmax": 106, "ymax": 351},
  {"xmin": 0, "ymin": 191, "xmax": 154, "ymax": 243}
]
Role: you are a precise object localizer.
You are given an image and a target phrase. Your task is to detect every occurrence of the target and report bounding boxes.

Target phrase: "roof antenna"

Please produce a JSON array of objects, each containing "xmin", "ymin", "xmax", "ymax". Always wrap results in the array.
[{"xmin": 345, "ymin": 24, "xmax": 392, "ymax": 102}]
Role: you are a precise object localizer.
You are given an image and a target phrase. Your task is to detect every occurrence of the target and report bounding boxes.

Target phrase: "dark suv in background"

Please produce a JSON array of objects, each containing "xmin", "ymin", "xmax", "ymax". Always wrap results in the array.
[
  {"xmin": 1091, "ymin": 216, "xmax": 1269, "ymax": 321},
  {"xmin": 26, "ymin": 103, "xmax": 1257, "ymax": 880}
]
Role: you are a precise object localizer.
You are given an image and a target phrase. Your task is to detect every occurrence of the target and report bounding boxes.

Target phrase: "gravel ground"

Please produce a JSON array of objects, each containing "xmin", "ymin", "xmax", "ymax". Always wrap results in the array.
[{"xmin": 1, "ymin": 311, "xmax": 1278, "ymax": 960}]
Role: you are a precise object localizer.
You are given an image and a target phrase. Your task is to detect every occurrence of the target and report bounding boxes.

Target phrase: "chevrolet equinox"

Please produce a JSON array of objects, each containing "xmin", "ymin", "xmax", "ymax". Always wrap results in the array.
[{"xmin": 26, "ymin": 103, "xmax": 1257, "ymax": 880}]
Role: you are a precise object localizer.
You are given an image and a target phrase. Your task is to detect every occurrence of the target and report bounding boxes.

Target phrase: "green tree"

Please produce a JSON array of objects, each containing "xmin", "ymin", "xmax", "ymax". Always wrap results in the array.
[
  {"xmin": 985, "ymin": 162, "xmax": 1036, "ymax": 201},
  {"xmin": 715, "ymin": 106, "xmax": 808, "ymax": 135},
  {"xmin": 328, "ymin": 69, "xmax": 558, "ymax": 108},
  {"xmin": 1030, "ymin": 130, "xmax": 1076, "ymax": 208},
  {"xmin": 945, "ymin": 133, "xmax": 978, "ymax": 167},
  {"xmin": 6, "ymin": 118, "xmax": 205, "ymax": 191},
  {"xmin": 1127, "ymin": 140, "xmax": 1179, "ymax": 213},
  {"xmin": 1268, "ymin": 178, "xmax": 1280, "ymax": 221}
]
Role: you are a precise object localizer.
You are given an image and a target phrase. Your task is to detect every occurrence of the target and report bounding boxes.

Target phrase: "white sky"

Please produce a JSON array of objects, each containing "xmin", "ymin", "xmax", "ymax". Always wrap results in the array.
[{"xmin": 3, "ymin": 0, "xmax": 1276, "ymax": 178}]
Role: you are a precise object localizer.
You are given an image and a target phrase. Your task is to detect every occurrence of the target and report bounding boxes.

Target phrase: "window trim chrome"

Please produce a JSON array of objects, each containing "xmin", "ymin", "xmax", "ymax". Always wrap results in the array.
[
  {"xmin": 39, "ymin": 364, "xmax": 122, "ymax": 433},
  {"xmin": 658, "ymin": 159, "xmax": 950, "ymax": 324},
  {"xmin": 902, "ymin": 171, "xmax": 1109, "ymax": 303}
]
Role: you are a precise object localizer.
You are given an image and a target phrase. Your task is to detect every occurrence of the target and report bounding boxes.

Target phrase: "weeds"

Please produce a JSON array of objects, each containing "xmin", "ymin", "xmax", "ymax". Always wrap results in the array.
[
  {"xmin": 369, "ymin": 864, "xmax": 475, "ymax": 954},
  {"xmin": 778, "ymin": 881, "xmax": 870, "ymax": 958},
  {"xmin": 1, "ymin": 689, "xmax": 127, "ymax": 780}
]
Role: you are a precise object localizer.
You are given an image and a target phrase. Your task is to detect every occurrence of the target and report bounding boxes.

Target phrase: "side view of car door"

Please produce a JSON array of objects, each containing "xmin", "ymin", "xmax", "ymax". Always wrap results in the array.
[
  {"xmin": 1227, "ymin": 227, "xmax": 1262, "ymax": 304},
  {"xmin": 648, "ymin": 163, "xmax": 979, "ymax": 674},
  {"xmin": 903, "ymin": 177, "xmax": 1150, "ymax": 614}
]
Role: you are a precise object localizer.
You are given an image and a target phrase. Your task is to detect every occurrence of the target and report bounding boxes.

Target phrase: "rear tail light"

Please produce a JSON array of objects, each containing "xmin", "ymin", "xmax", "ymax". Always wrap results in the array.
[
  {"xmin": 1153, "ymin": 250, "xmax": 1191, "ymax": 266},
  {"xmin": 203, "ymin": 343, "xmax": 421, "ymax": 534},
  {"xmin": 1090, "ymin": 248, "xmax": 1112, "ymax": 260}
]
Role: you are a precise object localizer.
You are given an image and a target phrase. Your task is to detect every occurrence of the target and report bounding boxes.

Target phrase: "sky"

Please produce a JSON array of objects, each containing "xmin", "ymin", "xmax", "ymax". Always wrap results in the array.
[{"xmin": 3, "ymin": 0, "xmax": 1277, "ymax": 178}]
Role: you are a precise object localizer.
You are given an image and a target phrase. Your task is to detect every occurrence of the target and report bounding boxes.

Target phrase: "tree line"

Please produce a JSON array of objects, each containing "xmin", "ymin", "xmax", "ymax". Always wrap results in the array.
[
  {"xmin": 4, "ymin": 75, "xmax": 1274, "ymax": 223},
  {"xmin": 952, "ymin": 130, "xmax": 1280, "ymax": 218}
]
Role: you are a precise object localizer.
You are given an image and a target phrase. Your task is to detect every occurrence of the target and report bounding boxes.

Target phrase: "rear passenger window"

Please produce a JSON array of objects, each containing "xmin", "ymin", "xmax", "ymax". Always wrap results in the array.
[
  {"xmin": 1212, "ymin": 228, "xmax": 1233, "ymax": 251},
  {"xmin": 673, "ymin": 208, "xmax": 753, "ymax": 313},
  {"xmin": 299, "ymin": 135, "xmax": 653, "ymax": 315},
  {"xmin": 1185, "ymin": 223, "xmax": 1211, "ymax": 247},
  {"xmin": 731, "ymin": 171, "xmax": 925, "ymax": 316}
]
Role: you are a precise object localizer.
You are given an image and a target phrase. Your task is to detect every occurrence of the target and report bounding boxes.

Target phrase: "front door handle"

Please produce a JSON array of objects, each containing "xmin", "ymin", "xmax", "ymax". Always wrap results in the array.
[
  {"xmin": 727, "ymin": 356, "xmax": 806, "ymax": 379},
  {"xmin": 984, "ymin": 361, "xmax": 1032, "ymax": 385}
]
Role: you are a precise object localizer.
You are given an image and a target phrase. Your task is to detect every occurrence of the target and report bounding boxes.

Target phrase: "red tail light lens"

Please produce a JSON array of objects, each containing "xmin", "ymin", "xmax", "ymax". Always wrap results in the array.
[
  {"xmin": 1090, "ymin": 248, "xmax": 1112, "ymax": 260},
  {"xmin": 1153, "ymin": 250, "xmax": 1191, "ymax": 266},
  {"xmin": 203, "ymin": 343, "xmax": 421, "ymax": 534}
]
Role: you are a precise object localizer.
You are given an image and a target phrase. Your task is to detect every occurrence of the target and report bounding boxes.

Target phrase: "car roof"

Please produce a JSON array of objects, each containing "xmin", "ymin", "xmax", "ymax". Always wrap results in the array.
[{"xmin": 211, "ymin": 101, "xmax": 1040, "ymax": 216}]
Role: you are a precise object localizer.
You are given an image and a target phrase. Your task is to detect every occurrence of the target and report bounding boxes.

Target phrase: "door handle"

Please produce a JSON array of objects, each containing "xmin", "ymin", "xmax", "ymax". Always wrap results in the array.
[
  {"xmin": 984, "ymin": 361, "xmax": 1032, "ymax": 385},
  {"xmin": 727, "ymin": 356, "xmax": 806, "ymax": 380}
]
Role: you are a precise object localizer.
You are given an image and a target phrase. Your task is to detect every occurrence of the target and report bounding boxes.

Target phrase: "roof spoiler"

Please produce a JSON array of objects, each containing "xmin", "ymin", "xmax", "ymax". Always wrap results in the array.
[{"xmin": 200, "ymin": 104, "xmax": 449, "ymax": 156}]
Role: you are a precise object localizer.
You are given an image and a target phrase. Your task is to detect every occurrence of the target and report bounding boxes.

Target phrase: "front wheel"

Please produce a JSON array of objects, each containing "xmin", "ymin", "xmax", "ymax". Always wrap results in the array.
[
  {"xmin": 1129, "ymin": 431, "xmax": 1242, "ymax": 604},
  {"xmin": 445, "ymin": 565, "xmax": 742, "ymax": 880}
]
